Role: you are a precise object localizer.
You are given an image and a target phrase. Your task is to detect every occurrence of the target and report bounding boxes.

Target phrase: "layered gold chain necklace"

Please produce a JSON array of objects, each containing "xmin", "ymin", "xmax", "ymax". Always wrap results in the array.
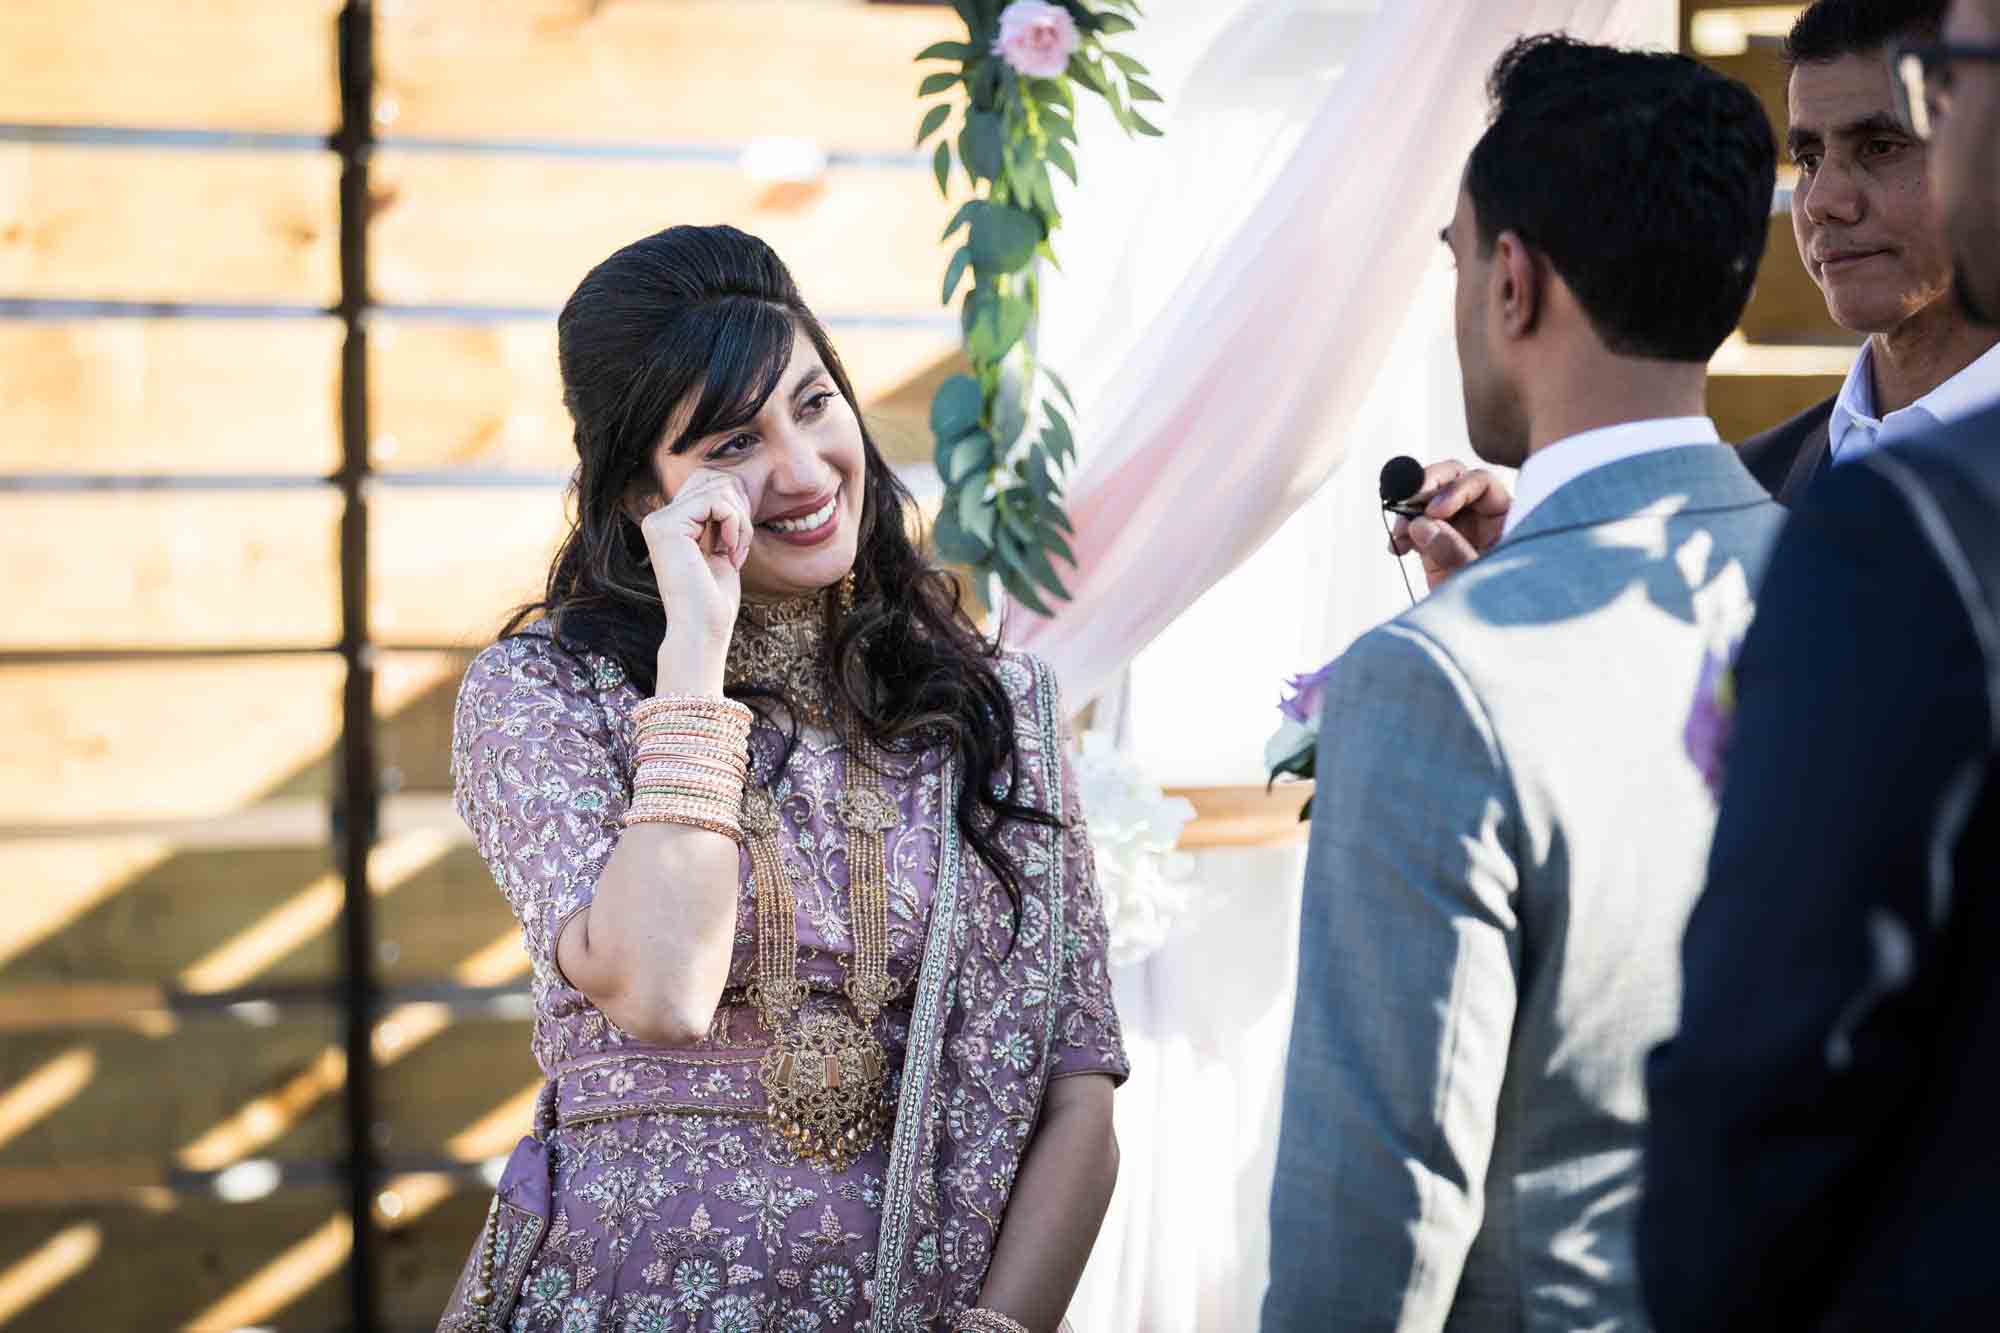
[{"xmin": 727, "ymin": 581, "xmax": 901, "ymax": 1171}]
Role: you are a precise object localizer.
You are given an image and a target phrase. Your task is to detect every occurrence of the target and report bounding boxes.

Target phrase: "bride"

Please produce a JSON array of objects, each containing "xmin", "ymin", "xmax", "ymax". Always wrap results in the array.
[{"xmin": 438, "ymin": 223, "xmax": 1124, "ymax": 1333}]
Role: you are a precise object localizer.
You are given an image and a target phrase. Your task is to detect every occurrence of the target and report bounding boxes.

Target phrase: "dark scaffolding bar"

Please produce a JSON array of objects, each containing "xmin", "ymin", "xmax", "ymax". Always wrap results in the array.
[{"xmin": 336, "ymin": 2, "xmax": 383, "ymax": 1329}]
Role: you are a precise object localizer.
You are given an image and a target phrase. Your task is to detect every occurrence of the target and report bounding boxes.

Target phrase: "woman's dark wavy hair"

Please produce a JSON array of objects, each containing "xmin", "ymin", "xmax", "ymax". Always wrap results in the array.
[{"xmin": 503, "ymin": 223, "xmax": 1057, "ymax": 909}]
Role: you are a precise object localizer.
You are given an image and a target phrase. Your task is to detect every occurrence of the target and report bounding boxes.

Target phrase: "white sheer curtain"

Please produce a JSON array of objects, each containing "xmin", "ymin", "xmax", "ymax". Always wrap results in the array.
[{"xmin": 1027, "ymin": 3, "xmax": 1680, "ymax": 1328}]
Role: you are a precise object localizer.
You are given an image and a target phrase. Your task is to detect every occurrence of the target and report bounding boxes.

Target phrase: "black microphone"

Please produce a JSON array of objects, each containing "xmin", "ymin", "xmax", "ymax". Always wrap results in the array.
[
  {"xmin": 1380, "ymin": 455, "xmax": 1428, "ymax": 517},
  {"xmin": 1379, "ymin": 454, "xmax": 1426, "ymax": 605}
]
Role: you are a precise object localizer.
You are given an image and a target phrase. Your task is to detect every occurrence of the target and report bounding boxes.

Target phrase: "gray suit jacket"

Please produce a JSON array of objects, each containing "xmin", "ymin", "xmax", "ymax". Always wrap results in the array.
[{"xmin": 1264, "ymin": 445, "xmax": 1785, "ymax": 1332}]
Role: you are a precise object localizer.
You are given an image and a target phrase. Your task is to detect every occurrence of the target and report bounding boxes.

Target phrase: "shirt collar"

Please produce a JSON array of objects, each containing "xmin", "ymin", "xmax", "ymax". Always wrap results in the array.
[
  {"xmin": 1502, "ymin": 416, "xmax": 1722, "ymax": 538},
  {"xmin": 1830, "ymin": 339, "xmax": 2000, "ymax": 458}
]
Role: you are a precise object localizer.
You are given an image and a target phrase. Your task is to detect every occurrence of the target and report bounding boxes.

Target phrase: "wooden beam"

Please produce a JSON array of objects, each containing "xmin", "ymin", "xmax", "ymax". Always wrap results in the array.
[
  {"xmin": 0, "ymin": 321, "xmax": 342, "ymax": 475},
  {"xmin": 368, "ymin": 151, "xmax": 955, "ymax": 312},
  {"xmin": 0, "ymin": 1, "xmax": 341, "ymax": 134},
  {"xmin": 0, "ymin": 657, "xmax": 346, "ymax": 823},
  {"xmin": 1176, "ymin": 784, "xmax": 1313, "ymax": 849},
  {"xmin": 0, "ymin": 493, "xmax": 342, "ymax": 650},
  {"xmin": 0, "ymin": 1193, "xmax": 351, "ymax": 1331},
  {"xmin": 0, "ymin": 146, "xmax": 340, "ymax": 304},
  {"xmin": 376, "ymin": 0, "xmax": 964, "ymax": 151},
  {"xmin": 368, "ymin": 319, "xmax": 958, "ymax": 472}
]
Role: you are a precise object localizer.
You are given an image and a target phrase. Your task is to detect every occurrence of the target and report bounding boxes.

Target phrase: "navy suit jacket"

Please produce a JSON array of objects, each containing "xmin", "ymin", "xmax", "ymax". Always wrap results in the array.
[
  {"xmin": 1736, "ymin": 394, "xmax": 1833, "ymax": 504},
  {"xmin": 1642, "ymin": 400, "xmax": 2000, "ymax": 1330}
]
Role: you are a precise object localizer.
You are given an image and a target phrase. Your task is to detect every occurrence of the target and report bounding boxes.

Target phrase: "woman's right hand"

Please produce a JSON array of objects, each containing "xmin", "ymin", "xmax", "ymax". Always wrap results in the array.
[{"xmin": 640, "ymin": 469, "xmax": 753, "ymax": 697}]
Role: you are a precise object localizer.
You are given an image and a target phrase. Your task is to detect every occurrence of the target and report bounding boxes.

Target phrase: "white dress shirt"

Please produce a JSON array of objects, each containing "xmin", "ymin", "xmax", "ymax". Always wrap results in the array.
[
  {"xmin": 1501, "ymin": 415, "xmax": 1722, "ymax": 538},
  {"xmin": 1828, "ymin": 339, "xmax": 2000, "ymax": 463}
]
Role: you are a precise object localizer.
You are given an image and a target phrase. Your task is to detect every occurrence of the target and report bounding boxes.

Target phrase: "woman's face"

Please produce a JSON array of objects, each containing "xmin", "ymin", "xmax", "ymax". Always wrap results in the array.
[{"xmin": 641, "ymin": 326, "xmax": 868, "ymax": 601}]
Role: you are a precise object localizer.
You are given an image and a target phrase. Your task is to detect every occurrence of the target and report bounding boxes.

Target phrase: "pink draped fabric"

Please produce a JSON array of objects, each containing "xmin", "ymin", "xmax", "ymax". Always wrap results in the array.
[{"xmin": 1009, "ymin": 0, "xmax": 1660, "ymax": 710}]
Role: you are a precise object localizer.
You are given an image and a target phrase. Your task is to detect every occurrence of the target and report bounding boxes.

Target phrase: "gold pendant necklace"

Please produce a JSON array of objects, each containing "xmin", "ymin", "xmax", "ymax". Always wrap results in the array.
[{"xmin": 732, "ymin": 580, "xmax": 901, "ymax": 1171}]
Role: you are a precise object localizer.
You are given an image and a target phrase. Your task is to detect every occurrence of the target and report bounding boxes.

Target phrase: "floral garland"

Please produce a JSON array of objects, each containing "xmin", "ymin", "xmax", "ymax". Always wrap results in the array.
[{"xmin": 916, "ymin": 0, "xmax": 1161, "ymax": 612}]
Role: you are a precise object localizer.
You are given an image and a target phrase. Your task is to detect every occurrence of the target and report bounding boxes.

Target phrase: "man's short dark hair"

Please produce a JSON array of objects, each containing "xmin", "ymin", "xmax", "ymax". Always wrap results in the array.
[
  {"xmin": 1785, "ymin": 0, "xmax": 1947, "ymax": 67},
  {"xmin": 1464, "ymin": 35, "xmax": 1777, "ymax": 363}
]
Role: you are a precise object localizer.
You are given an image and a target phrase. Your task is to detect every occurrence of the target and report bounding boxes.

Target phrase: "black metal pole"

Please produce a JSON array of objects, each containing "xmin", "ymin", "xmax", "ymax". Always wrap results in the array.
[{"xmin": 335, "ymin": 4, "xmax": 381, "ymax": 1330}]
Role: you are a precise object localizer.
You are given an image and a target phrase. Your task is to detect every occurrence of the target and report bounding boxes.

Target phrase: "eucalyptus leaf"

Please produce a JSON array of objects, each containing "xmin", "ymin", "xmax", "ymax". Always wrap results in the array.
[
  {"xmin": 1024, "ymin": 450, "xmax": 1055, "ymax": 499},
  {"xmin": 946, "ymin": 432, "xmax": 995, "ymax": 484},
  {"xmin": 916, "ymin": 40, "xmax": 974, "ymax": 62},
  {"xmin": 1105, "ymin": 50, "xmax": 1149, "ymax": 76},
  {"xmin": 968, "ymin": 203, "xmax": 1042, "ymax": 278},
  {"xmin": 916, "ymin": 102, "xmax": 952, "ymax": 146},
  {"xmin": 1130, "ymin": 109, "xmax": 1164, "ymax": 136},
  {"xmin": 940, "ymin": 244, "xmax": 972, "ymax": 305},
  {"xmin": 932, "ymin": 500, "xmax": 990, "ymax": 563},
  {"xmin": 1038, "ymin": 518, "xmax": 1078, "ymax": 566},
  {"xmin": 930, "ymin": 374, "xmax": 983, "ymax": 441},
  {"xmin": 1013, "ymin": 528, "xmax": 1072, "ymax": 600},
  {"xmin": 1095, "ymin": 13, "xmax": 1137, "ymax": 34},
  {"xmin": 933, "ymin": 140, "xmax": 951, "ymax": 195},
  {"xmin": 1045, "ymin": 140, "xmax": 1079, "ymax": 185},
  {"xmin": 962, "ymin": 110, "xmax": 1005, "ymax": 181},
  {"xmin": 1043, "ymin": 366, "xmax": 1078, "ymax": 410},
  {"xmin": 991, "ymin": 369, "xmax": 1028, "ymax": 448},
  {"xmin": 940, "ymin": 200, "xmax": 979, "ymax": 241},
  {"xmin": 1041, "ymin": 404, "xmax": 1074, "ymax": 463},
  {"xmin": 991, "ymin": 292, "xmax": 1033, "ymax": 359},
  {"xmin": 1065, "ymin": 53, "xmax": 1106, "ymax": 95},
  {"xmin": 994, "ymin": 531, "xmax": 1057, "ymax": 615},
  {"xmin": 1127, "ymin": 77, "xmax": 1163, "ymax": 103},
  {"xmin": 972, "ymin": 59, "xmax": 1005, "ymax": 110},
  {"xmin": 959, "ymin": 481, "xmax": 998, "ymax": 546},
  {"xmin": 919, "ymin": 70, "xmax": 961, "ymax": 96}
]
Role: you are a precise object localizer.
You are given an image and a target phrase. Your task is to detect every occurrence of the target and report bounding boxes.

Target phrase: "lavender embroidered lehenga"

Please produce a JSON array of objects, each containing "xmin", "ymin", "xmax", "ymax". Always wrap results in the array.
[{"xmin": 437, "ymin": 608, "xmax": 1127, "ymax": 1333}]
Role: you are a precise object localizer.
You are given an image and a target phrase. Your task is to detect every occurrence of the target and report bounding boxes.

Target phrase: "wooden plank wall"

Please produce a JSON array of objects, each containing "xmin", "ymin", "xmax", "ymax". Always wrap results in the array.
[{"xmin": 0, "ymin": 2, "xmax": 964, "ymax": 1327}]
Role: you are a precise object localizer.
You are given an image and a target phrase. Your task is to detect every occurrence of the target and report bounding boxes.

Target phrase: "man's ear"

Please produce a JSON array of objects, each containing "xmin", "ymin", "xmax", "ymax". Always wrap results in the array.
[{"xmin": 1491, "ymin": 230, "xmax": 1542, "ymax": 341}]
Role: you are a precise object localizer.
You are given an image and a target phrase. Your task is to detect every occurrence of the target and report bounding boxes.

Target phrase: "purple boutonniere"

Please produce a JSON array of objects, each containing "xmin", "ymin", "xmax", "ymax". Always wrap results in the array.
[
  {"xmin": 1266, "ymin": 660, "xmax": 1335, "ymax": 819},
  {"xmin": 1685, "ymin": 637, "xmax": 1742, "ymax": 798}
]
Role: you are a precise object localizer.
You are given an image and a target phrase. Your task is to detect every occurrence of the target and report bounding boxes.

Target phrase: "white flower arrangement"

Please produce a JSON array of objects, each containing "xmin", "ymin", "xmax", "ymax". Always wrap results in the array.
[{"xmin": 1070, "ymin": 731, "xmax": 1196, "ymax": 967}]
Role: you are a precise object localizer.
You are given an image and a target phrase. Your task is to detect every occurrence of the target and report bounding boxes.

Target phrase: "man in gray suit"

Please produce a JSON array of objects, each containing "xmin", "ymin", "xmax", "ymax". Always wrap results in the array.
[{"xmin": 1263, "ymin": 36, "xmax": 1782, "ymax": 1331}]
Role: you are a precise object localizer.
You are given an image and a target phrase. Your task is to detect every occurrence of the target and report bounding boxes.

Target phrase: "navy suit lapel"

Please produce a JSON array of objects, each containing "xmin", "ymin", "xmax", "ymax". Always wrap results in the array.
[{"xmin": 1778, "ymin": 419, "xmax": 1832, "ymax": 505}]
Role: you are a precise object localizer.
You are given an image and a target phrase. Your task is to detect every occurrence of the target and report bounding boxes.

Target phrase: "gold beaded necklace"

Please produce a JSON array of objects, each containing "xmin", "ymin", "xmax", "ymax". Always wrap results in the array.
[{"xmin": 727, "ymin": 579, "xmax": 901, "ymax": 1171}]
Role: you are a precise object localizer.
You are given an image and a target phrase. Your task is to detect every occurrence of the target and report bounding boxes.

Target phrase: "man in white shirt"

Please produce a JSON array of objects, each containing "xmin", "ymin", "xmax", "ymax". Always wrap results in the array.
[{"xmin": 1739, "ymin": 0, "xmax": 2000, "ymax": 499}]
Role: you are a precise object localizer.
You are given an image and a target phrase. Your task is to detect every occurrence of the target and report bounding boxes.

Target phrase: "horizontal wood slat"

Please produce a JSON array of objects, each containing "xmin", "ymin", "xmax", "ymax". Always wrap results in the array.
[
  {"xmin": 0, "ymin": 146, "xmax": 340, "ymax": 304},
  {"xmin": 0, "ymin": 1192, "xmax": 351, "ymax": 1331},
  {"xmin": 0, "ymin": 492, "xmax": 342, "ymax": 649},
  {"xmin": 1709, "ymin": 369, "xmax": 1844, "ymax": 442},
  {"xmin": 0, "ymin": 1022, "xmax": 343, "ymax": 1167},
  {"xmin": 0, "ymin": 657, "xmax": 344, "ymax": 823},
  {"xmin": 0, "ymin": 0, "xmax": 342, "ymax": 133},
  {"xmin": 368, "ymin": 490, "xmax": 565, "ymax": 648},
  {"xmin": 369, "ymin": 319, "xmax": 960, "ymax": 472},
  {"xmin": 367, "ymin": 151, "xmax": 955, "ymax": 312},
  {"xmin": 376, "ymin": 0, "xmax": 962, "ymax": 151},
  {"xmin": 0, "ymin": 320, "xmax": 343, "ymax": 474}
]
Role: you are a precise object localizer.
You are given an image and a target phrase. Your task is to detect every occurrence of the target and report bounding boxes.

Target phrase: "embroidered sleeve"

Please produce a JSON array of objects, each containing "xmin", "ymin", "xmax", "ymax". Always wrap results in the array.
[
  {"xmin": 451, "ymin": 635, "xmax": 627, "ymax": 982},
  {"xmin": 1039, "ymin": 672, "xmax": 1131, "ymax": 1085}
]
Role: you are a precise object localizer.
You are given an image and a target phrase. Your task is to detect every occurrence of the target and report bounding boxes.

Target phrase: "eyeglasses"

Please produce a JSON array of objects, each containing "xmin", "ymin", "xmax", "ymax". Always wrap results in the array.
[{"xmin": 1893, "ymin": 41, "xmax": 2000, "ymax": 141}]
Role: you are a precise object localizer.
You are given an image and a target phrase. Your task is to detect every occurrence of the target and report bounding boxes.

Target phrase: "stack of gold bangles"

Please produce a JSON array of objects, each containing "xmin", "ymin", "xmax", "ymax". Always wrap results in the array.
[
  {"xmin": 954, "ymin": 1311, "xmax": 1031, "ymax": 1333},
  {"xmin": 624, "ymin": 694, "xmax": 752, "ymax": 838}
]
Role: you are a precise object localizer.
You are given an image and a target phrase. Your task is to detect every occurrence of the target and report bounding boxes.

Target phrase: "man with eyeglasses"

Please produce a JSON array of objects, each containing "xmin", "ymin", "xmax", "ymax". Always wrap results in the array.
[
  {"xmin": 1738, "ymin": 0, "xmax": 2000, "ymax": 502},
  {"xmin": 1639, "ymin": 1, "xmax": 2000, "ymax": 1328}
]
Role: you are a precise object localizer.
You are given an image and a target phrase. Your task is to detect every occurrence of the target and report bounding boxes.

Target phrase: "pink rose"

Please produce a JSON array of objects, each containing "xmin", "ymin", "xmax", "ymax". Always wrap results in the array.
[
  {"xmin": 1278, "ymin": 660, "xmax": 1337, "ymax": 725},
  {"xmin": 992, "ymin": 0, "xmax": 1082, "ymax": 80}
]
